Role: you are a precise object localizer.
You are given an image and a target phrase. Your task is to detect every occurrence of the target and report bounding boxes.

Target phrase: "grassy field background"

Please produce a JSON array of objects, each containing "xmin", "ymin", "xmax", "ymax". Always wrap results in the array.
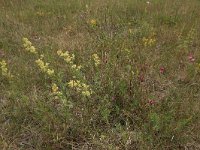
[{"xmin": 1, "ymin": 0, "xmax": 200, "ymax": 149}]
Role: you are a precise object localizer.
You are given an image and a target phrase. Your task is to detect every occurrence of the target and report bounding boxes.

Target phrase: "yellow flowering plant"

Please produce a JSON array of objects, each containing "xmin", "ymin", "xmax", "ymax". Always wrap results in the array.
[
  {"xmin": 22, "ymin": 38, "xmax": 54, "ymax": 77},
  {"xmin": 22, "ymin": 38, "xmax": 93, "ymax": 107},
  {"xmin": 0, "ymin": 60, "xmax": 13, "ymax": 78},
  {"xmin": 57, "ymin": 50, "xmax": 82, "ymax": 72},
  {"xmin": 57, "ymin": 49, "xmax": 93, "ymax": 97},
  {"xmin": 89, "ymin": 19, "xmax": 97, "ymax": 26},
  {"xmin": 22, "ymin": 38, "xmax": 37, "ymax": 54},
  {"xmin": 35, "ymin": 56, "xmax": 54, "ymax": 76},
  {"xmin": 142, "ymin": 37, "xmax": 156, "ymax": 47},
  {"xmin": 92, "ymin": 54, "xmax": 101, "ymax": 67},
  {"xmin": 68, "ymin": 79, "xmax": 93, "ymax": 97},
  {"xmin": 57, "ymin": 50, "xmax": 75, "ymax": 63},
  {"xmin": 51, "ymin": 83, "xmax": 73, "ymax": 107}
]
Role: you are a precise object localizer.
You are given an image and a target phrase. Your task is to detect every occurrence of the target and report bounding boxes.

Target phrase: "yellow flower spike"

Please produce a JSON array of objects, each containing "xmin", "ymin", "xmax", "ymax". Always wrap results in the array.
[
  {"xmin": 64, "ymin": 57, "xmax": 72, "ymax": 63},
  {"xmin": 71, "ymin": 64, "xmax": 77, "ymax": 69},
  {"xmin": 47, "ymin": 69, "xmax": 54, "ymax": 76},
  {"xmin": 40, "ymin": 54, "xmax": 44, "ymax": 59},
  {"xmin": 71, "ymin": 64, "xmax": 82, "ymax": 71},
  {"xmin": 22, "ymin": 38, "xmax": 29, "ymax": 43},
  {"xmin": 29, "ymin": 46, "xmax": 37, "ymax": 54},
  {"xmin": 82, "ymin": 91, "xmax": 91, "ymax": 97},
  {"xmin": 51, "ymin": 84, "xmax": 65, "ymax": 101},
  {"xmin": 67, "ymin": 80, "xmax": 92, "ymax": 97},
  {"xmin": 36, "ymin": 11, "xmax": 44, "ymax": 17},
  {"xmin": 22, "ymin": 38, "xmax": 37, "ymax": 54},
  {"xmin": 0, "ymin": 60, "xmax": 13, "ymax": 78},
  {"xmin": 142, "ymin": 36, "xmax": 156, "ymax": 47},
  {"xmin": 86, "ymin": 4, "xmax": 89, "ymax": 9},
  {"xmin": 68, "ymin": 80, "xmax": 75, "ymax": 88},
  {"xmin": 77, "ymin": 65, "xmax": 82, "ymax": 70},
  {"xmin": 35, "ymin": 58, "xmax": 54, "ymax": 76},
  {"xmin": 57, "ymin": 50, "xmax": 62, "ymax": 56},
  {"xmin": 52, "ymin": 83, "xmax": 59, "ymax": 93},
  {"xmin": 196, "ymin": 63, "xmax": 200, "ymax": 70},
  {"xmin": 92, "ymin": 54, "xmax": 100, "ymax": 66},
  {"xmin": 90, "ymin": 19, "xmax": 97, "ymax": 26},
  {"xmin": 131, "ymin": 71, "xmax": 135, "ymax": 76},
  {"xmin": 129, "ymin": 29, "xmax": 133, "ymax": 34},
  {"xmin": 58, "ymin": 50, "xmax": 75, "ymax": 64},
  {"xmin": 82, "ymin": 83, "xmax": 89, "ymax": 90},
  {"xmin": 62, "ymin": 51, "xmax": 69, "ymax": 57},
  {"xmin": 71, "ymin": 54, "xmax": 75, "ymax": 60},
  {"xmin": 0, "ymin": 60, "xmax": 6, "ymax": 66},
  {"xmin": 0, "ymin": 60, "xmax": 8, "ymax": 76}
]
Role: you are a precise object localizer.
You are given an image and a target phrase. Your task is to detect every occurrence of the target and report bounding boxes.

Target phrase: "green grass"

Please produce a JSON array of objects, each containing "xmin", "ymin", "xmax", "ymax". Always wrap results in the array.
[{"xmin": 1, "ymin": 0, "xmax": 200, "ymax": 149}]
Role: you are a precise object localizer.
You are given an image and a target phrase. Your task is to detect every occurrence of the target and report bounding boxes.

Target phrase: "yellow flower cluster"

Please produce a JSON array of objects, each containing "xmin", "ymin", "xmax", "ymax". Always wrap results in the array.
[
  {"xmin": 68, "ymin": 80, "xmax": 92, "ymax": 97},
  {"xmin": 51, "ymin": 83, "xmax": 73, "ymax": 107},
  {"xmin": 36, "ymin": 11, "xmax": 45, "ymax": 17},
  {"xmin": 22, "ymin": 38, "xmax": 37, "ymax": 54},
  {"xmin": 92, "ymin": 54, "xmax": 101, "ymax": 66},
  {"xmin": 57, "ymin": 50, "xmax": 82, "ymax": 71},
  {"xmin": 0, "ymin": 60, "xmax": 13, "ymax": 78},
  {"xmin": 52, "ymin": 83, "xmax": 63, "ymax": 97},
  {"xmin": 57, "ymin": 50, "xmax": 74, "ymax": 63},
  {"xmin": 35, "ymin": 56, "xmax": 54, "ymax": 76},
  {"xmin": 142, "ymin": 37, "xmax": 156, "ymax": 47},
  {"xmin": 90, "ymin": 19, "xmax": 97, "ymax": 26},
  {"xmin": 196, "ymin": 63, "xmax": 200, "ymax": 71},
  {"xmin": 129, "ymin": 29, "xmax": 133, "ymax": 34},
  {"xmin": 57, "ymin": 50, "xmax": 93, "ymax": 97},
  {"xmin": 71, "ymin": 64, "xmax": 82, "ymax": 71}
]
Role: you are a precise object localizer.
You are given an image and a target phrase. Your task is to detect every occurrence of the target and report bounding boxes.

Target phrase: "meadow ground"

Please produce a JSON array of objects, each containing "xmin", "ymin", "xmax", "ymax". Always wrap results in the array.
[{"xmin": 0, "ymin": 0, "xmax": 200, "ymax": 149}]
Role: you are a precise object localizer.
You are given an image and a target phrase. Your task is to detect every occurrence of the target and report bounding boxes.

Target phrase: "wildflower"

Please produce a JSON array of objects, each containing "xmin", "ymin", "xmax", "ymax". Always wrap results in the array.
[
  {"xmin": 71, "ymin": 64, "xmax": 76, "ymax": 69},
  {"xmin": 35, "ymin": 59, "xmax": 46, "ymax": 71},
  {"xmin": 82, "ymin": 91, "xmax": 91, "ymax": 97},
  {"xmin": 188, "ymin": 53, "xmax": 195, "ymax": 63},
  {"xmin": 57, "ymin": 50, "xmax": 75, "ymax": 64},
  {"xmin": 67, "ymin": 80, "xmax": 92, "ymax": 97},
  {"xmin": 35, "ymin": 57, "xmax": 54, "ymax": 76},
  {"xmin": 68, "ymin": 80, "xmax": 75, "ymax": 88},
  {"xmin": 57, "ymin": 50, "xmax": 62, "ymax": 56},
  {"xmin": 112, "ymin": 96, "xmax": 115, "ymax": 101},
  {"xmin": 146, "ymin": 1, "xmax": 150, "ymax": 4},
  {"xmin": 52, "ymin": 83, "xmax": 59, "ymax": 93},
  {"xmin": 71, "ymin": 64, "xmax": 82, "ymax": 71},
  {"xmin": 139, "ymin": 74, "xmax": 144, "ymax": 82},
  {"xmin": 159, "ymin": 67, "xmax": 165, "ymax": 74},
  {"xmin": 0, "ymin": 60, "xmax": 8, "ymax": 76},
  {"xmin": 36, "ymin": 11, "xmax": 44, "ymax": 17},
  {"xmin": 142, "ymin": 37, "xmax": 156, "ymax": 47},
  {"xmin": 40, "ymin": 54, "xmax": 44, "ymax": 59},
  {"xmin": 92, "ymin": 54, "xmax": 101, "ymax": 66},
  {"xmin": 0, "ymin": 60, "xmax": 13, "ymax": 78},
  {"xmin": 51, "ymin": 83, "xmax": 62, "ymax": 96},
  {"xmin": 90, "ymin": 19, "xmax": 97, "ymax": 26},
  {"xmin": 22, "ymin": 38, "xmax": 37, "ymax": 54},
  {"xmin": 196, "ymin": 63, "xmax": 200, "ymax": 71},
  {"xmin": 51, "ymin": 83, "xmax": 66, "ymax": 102},
  {"xmin": 129, "ymin": 29, "xmax": 133, "ymax": 34},
  {"xmin": 148, "ymin": 99, "xmax": 155, "ymax": 105},
  {"xmin": 29, "ymin": 46, "xmax": 36, "ymax": 53},
  {"xmin": 47, "ymin": 69, "xmax": 54, "ymax": 76}
]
